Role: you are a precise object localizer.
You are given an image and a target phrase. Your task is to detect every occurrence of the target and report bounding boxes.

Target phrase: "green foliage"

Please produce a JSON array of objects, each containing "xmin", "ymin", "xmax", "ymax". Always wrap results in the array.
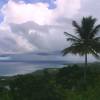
[
  {"xmin": 56, "ymin": 65, "xmax": 83, "ymax": 89},
  {"xmin": 0, "ymin": 63, "xmax": 100, "ymax": 100},
  {"xmin": 62, "ymin": 16, "xmax": 100, "ymax": 86},
  {"xmin": 9, "ymin": 74, "xmax": 66, "ymax": 100},
  {"xmin": 0, "ymin": 87, "xmax": 11, "ymax": 100},
  {"xmin": 62, "ymin": 16, "xmax": 100, "ymax": 56}
]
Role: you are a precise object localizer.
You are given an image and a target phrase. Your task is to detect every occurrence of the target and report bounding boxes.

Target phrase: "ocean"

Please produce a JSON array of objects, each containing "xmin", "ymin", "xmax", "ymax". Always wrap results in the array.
[{"xmin": 0, "ymin": 61, "xmax": 67, "ymax": 76}]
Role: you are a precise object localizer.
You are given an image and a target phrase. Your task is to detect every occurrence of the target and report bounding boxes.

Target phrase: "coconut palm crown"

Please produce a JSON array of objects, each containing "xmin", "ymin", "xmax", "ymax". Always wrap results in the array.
[{"xmin": 62, "ymin": 16, "xmax": 100, "ymax": 80}]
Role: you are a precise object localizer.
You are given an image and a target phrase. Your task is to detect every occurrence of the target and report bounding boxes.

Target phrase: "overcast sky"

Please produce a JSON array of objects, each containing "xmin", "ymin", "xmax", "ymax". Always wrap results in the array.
[{"xmin": 0, "ymin": 0, "xmax": 100, "ymax": 61}]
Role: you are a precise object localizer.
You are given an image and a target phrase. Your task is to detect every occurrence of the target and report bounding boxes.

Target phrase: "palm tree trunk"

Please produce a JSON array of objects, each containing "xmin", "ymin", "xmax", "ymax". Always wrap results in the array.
[{"xmin": 84, "ymin": 53, "xmax": 87, "ymax": 83}]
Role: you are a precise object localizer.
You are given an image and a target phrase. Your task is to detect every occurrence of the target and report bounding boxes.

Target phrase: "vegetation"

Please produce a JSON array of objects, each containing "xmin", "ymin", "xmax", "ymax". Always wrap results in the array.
[
  {"xmin": 62, "ymin": 16, "xmax": 100, "ymax": 81},
  {"xmin": 0, "ymin": 16, "xmax": 100, "ymax": 100},
  {"xmin": 0, "ymin": 63, "xmax": 100, "ymax": 100}
]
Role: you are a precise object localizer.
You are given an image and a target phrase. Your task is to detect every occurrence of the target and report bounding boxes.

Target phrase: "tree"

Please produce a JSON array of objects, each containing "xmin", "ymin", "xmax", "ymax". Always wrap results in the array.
[
  {"xmin": 56, "ymin": 65, "xmax": 83, "ymax": 90},
  {"xmin": 62, "ymin": 16, "xmax": 100, "ymax": 82},
  {"xmin": 10, "ymin": 74, "xmax": 66, "ymax": 100}
]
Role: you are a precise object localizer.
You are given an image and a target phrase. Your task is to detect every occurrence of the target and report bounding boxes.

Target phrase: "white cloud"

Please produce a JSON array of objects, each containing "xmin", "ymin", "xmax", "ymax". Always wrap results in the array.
[
  {"xmin": 76, "ymin": 0, "xmax": 100, "ymax": 21},
  {"xmin": 1, "ymin": 0, "xmax": 81, "ymax": 25},
  {"xmin": 1, "ymin": 0, "xmax": 53, "ymax": 25},
  {"xmin": 0, "ymin": 0, "xmax": 81, "ymax": 54},
  {"xmin": 0, "ymin": 24, "xmax": 37, "ymax": 54},
  {"xmin": 0, "ymin": 0, "xmax": 99, "ymax": 62},
  {"xmin": 10, "ymin": 21, "xmax": 68, "ymax": 51},
  {"xmin": 54, "ymin": 0, "xmax": 81, "ymax": 18}
]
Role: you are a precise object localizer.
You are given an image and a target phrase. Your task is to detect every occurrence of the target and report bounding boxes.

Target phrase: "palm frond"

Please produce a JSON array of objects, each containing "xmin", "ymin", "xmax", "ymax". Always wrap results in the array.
[
  {"xmin": 82, "ymin": 16, "xmax": 96, "ymax": 29},
  {"xmin": 64, "ymin": 32, "xmax": 80, "ymax": 41},
  {"xmin": 67, "ymin": 37, "xmax": 78, "ymax": 42},
  {"xmin": 91, "ymin": 49, "xmax": 100, "ymax": 59},
  {"xmin": 90, "ymin": 40, "xmax": 100, "ymax": 54},
  {"xmin": 62, "ymin": 43, "xmax": 85, "ymax": 56},
  {"xmin": 90, "ymin": 25, "xmax": 100, "ymax": 38},
  {"xmin": 72, "ymin": 21, "xmax": 82, "ymax": 34},
  {"xmin": 62, "ymin": 47, "xmax": 71, "ymax": 56},
  {"xmin": 62, "ymin": 46, "xmax": 74, "ymax": 56},
  {"xmin": 94, "ymin": 37, "xmax": 100, "ymax": 41},
  {"xmin": 63, "ymin": 16, "xmax": 100, "ymax": 59},
  {"xmin": 80, "ymin": 16, "xmax": 97, "ymax": 39}
]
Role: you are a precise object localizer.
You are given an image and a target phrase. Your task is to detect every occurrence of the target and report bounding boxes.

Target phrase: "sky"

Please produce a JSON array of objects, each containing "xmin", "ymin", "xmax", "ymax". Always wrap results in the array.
[{"xmin": 0, "ymin": 0, "xmax": 100, "ymax": 61}]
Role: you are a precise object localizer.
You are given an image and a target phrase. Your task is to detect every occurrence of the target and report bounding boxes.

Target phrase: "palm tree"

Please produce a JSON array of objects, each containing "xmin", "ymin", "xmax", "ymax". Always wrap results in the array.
[{"xmin": 62, "ymin": 16, "xmax": 100, "ymax": 81}]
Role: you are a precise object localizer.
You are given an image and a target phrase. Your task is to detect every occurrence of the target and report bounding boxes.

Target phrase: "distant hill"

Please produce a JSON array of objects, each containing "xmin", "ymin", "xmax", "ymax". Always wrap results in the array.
[{"xmin": 0, "ymin": 51, "xmax": 64, "ymax": 62}]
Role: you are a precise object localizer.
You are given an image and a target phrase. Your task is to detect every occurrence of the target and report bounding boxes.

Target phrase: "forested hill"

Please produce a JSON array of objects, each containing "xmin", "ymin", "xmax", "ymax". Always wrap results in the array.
[{"xmin": 0, "ymin": 63, "xmax": 100, "ymax": 100}]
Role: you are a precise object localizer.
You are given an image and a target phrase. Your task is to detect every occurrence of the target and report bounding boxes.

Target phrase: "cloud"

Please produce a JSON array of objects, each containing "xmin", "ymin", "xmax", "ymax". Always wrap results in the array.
[
  {"xmin": 0, "ymin": 0, "xmax": 81, "ymax": 54},
  {"xmin": 0, "ymin": 0, "xmax": 100, "ymax": 61},
  {"xmin": 0, "ymin": 29, "xmax": 17, "ymax": 54},
  {"xmin": 0, "ymin": 0, "xmax": 99, "ymax": 62},
  {"xmin": 54, "ymin": 0, "xmax": 81, "ymax": 18},
  {"xmin": 9, "ymin": 21, "xmax": 68, "ymax": 51},
  {"xmin": 1, "ymin": 0, "xmax": 53, "ymax": 25},
  {"xmin": 0, "ymin": 24, "xmax": 37, "ymax": 54},
  {"xmin": 76, "ymin": 0, "xmax": 100, "ymax": 21},
  {"xmin": 1, "ymin": 0, "xmax": 81, "ymax": 25}
]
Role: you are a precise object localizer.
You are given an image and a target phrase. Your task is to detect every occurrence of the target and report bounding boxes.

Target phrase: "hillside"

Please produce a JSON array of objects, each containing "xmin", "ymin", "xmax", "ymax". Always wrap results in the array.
[{"xmin": 0, "ymin": 63, "xmax": 100, "ymax": 100}]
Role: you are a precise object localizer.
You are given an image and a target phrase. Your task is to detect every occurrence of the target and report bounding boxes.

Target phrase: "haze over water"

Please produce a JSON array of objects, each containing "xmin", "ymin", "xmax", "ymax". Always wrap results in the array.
[{"xmin": 0, "ymin": 61, "xmax": 66, "ymax": 76}]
